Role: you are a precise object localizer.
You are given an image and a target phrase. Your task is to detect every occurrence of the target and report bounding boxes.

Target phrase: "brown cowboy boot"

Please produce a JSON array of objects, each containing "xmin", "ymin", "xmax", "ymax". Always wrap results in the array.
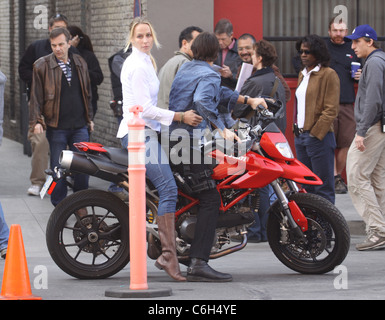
[{"xmin": 154, "ymin": 213, "xmax": 186, "ymax": 281}]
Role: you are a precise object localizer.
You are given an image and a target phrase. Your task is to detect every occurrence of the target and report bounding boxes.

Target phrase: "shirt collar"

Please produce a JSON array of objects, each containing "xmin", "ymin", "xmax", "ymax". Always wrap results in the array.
[
  {"xmin": 132, "ymin": 46, "xmax": 152, "ymax": 63},
  {"xmin": 301, "ymin": 64, "xmax": 321, "ymax": 77},
  {"xmin": 175, "ymin": 51, "xmax": 193, "ymax": 61},
  {"xmin": 366, "ymin": 48, "xmax": 383, "ymax": 60},
  {"xmin": 228, "ymin": 39, "xmax": 236, "ymax": 50},
  {"xmin": 192, "ymin": 59, "xmax": 213, "ymax": 69},
  {"xmin": 56, "ymin": 57, "xmax": 71, "ymax": 66}
]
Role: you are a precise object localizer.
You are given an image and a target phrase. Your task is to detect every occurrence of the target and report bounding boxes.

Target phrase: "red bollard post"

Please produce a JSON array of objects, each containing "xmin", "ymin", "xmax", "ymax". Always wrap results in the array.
[{"xmin": 126, "ymin": 105, "xmax": 148, "ymax": 290}]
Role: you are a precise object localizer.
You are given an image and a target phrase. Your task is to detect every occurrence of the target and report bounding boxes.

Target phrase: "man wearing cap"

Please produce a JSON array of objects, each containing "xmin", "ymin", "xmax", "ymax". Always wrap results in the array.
[{"xmin": 345, "ymin": 24, "xmax": 385, "ymax": 251}]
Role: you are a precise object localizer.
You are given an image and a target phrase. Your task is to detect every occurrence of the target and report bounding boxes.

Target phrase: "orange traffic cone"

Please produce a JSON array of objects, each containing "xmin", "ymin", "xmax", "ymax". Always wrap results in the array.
[{"xmin": 0, "ymin": 224, "xmax": 42, "ymax": 300}]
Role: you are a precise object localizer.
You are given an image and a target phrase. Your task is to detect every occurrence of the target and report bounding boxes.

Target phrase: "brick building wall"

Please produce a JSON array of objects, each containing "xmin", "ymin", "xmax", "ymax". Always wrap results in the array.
[
  {"xmin": 0, "ymin": 0, "xmax": 21, "ymax": 142},
  {"xmin": 0, "ymin": 0, "xmax": 144, "ymax": 147}
]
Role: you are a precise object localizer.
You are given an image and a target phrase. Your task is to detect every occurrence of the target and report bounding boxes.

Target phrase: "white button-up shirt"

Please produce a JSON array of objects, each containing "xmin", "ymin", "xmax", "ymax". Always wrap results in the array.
[
  {"xmin": 295, "ymin": 64, "xmax": 320, "ymax": 129},
  {"xmin": 117, "ymin": 47, "xmax": 175, "ymax": 138}
]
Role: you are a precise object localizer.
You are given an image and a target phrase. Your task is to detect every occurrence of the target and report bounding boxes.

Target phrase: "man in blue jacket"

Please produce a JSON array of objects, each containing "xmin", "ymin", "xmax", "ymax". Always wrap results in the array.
[{"xmin": 345, "ymin": 25, "xmax": 385, "ymax": 251}]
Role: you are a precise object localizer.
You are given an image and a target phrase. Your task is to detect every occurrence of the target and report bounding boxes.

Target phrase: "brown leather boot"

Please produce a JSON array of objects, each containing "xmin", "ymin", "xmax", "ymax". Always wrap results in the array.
[{"xmin": 154, "ymin": 213, "xmax": 186, "ymax": 281}]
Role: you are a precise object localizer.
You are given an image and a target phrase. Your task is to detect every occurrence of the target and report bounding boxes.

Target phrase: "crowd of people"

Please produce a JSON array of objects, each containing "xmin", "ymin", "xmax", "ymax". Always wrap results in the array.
[{"xmin": 0, "ymin": 12, "xmax": 384, "ymax": 280}]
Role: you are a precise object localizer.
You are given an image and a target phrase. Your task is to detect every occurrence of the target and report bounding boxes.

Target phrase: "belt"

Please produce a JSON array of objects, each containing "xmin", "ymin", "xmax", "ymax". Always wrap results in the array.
[
  {"xmin": 293, "ymin": 123, "xmax": 310, "ymax": 137},
  {"xmin": 298, "ymin": 128, "xmax": 309, "ymax": 134}
]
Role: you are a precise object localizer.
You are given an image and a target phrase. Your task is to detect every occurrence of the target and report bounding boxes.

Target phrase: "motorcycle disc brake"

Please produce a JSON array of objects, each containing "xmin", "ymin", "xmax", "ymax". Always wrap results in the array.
[
  {"xmin": 72, "ymin": 216, "xmax": 110, "ymax": 254},
  {"xmin": 286, "ymin": 218, "xmax": 327, "ymax": 259}
]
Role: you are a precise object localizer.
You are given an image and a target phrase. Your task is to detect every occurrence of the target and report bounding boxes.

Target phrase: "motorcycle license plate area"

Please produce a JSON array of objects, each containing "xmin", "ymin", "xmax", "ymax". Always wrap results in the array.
[{"xmin": 40, "ymin": 176, "xmax": 56, "ymax": 199}]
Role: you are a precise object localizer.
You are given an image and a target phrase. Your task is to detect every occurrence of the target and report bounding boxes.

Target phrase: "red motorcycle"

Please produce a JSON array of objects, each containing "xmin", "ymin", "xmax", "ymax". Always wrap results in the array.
[{"xmin": 45, "ymin": 101, "xmax": 350, "ymax": 279}]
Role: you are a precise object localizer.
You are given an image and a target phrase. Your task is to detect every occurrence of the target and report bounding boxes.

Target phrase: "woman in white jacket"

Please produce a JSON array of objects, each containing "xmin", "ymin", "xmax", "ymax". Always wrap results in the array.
[{"xmin": 117, "ymin": 17, "xmax": 202, "ymax": 281}]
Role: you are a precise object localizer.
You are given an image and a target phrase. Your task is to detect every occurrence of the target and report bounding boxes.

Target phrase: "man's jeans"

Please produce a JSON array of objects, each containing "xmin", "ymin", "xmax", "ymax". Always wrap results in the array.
[
  {"xmin": 46, "ymin": 126, "xmax": 90, "ymax": 206},
  {"xmin": 295, "ymin": 131, "xmax": 336, "ymax": 204},
  {"xmin": 247, "ymin": 185, "xmax": 276, "ymax": 241},
  {"xmin": 0, "ymin": 202, "xmax": 9, "ymax": 251}
]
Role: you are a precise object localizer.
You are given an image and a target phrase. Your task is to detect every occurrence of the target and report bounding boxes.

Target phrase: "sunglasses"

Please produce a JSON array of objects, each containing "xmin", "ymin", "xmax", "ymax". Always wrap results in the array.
[
  {"xmin": 53, "ymin": 13, "xmax": 68, "ymax": 21},
  {"xmin": 298, "ymin": 50, "xmax": 312, "ymax": 55}
]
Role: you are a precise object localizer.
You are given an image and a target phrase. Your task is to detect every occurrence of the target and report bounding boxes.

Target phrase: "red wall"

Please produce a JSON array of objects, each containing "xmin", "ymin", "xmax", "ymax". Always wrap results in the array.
[
  {"xmin": 214, "ymin": 0, "xmax": 296, "ymax": 152},
  {"xmin": 214, "ymin": 0, "xmax": 263, "ymax": 40}
]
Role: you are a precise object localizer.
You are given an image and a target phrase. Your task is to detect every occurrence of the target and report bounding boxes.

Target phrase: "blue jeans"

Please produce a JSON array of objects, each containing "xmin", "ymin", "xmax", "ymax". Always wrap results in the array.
[
  {"xmin": 121, "ymin": 129, "xmax": 177, "ymax": 216},
  {"xmin": 247, "ymin": 185, "xmax": 275, "ymax": 241},
  {"xmin": 0, "ymin": 202, "xmax": 9, "ymax": 251},
  {"xmin": 46, "ymin": 126, "xmax": 90, "ymax": 206},
  {"xmin": 295, "ymin": 132, "xmax": 336, "ymax": 204}
]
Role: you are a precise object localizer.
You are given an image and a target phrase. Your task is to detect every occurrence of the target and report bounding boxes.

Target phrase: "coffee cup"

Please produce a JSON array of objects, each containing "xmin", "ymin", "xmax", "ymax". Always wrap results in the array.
[{"xmin": 351, "ymin": 62, "xmax": 361, "ymax": 78}]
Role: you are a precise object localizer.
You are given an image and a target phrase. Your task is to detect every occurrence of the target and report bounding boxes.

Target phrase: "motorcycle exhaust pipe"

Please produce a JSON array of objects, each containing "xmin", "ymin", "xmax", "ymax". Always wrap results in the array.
[
  {"xmin": 60, "ymin": 150, "xmax": 129, "ymax": 186},
  {"xmin": 60, "ymin": 150, "xmax": 99, "ymax": 175},
  {"xmin": 61, "ymin": 150, "xmax": 128, "ymax": 174}
]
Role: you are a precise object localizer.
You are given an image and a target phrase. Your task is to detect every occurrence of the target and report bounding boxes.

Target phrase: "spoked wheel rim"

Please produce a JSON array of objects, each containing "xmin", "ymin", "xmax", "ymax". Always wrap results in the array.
[
  {"xmin": 59, "ymin": 206, "xmax": 125, "ymax": 269},
  {"xmin": 280, "ymin": 214, "xmax": 334, "ymax": 265},
  {"xmin": 267, "ymin": 192, "xmax": 350, "ymax": 274},
  {"xmin": 46, "ymin": 189, "xmax": 130, "ymax": 279}
]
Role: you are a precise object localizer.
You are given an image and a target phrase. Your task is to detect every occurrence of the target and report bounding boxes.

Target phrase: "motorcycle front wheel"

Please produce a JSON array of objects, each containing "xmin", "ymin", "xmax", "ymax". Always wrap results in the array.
[
  {"xmin": 267, "ymin": 192, "xmax": 350, "ymax": 274},
  {"xmin": 46, "ymin": 189, "xmax": 130, "ymax": 279}
]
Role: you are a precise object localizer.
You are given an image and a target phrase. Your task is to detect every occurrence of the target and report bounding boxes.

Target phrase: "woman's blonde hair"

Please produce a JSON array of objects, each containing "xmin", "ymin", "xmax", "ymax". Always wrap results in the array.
[{"xmin": 125, "ymin": 17, "xmax": 161, "ymax": 70}]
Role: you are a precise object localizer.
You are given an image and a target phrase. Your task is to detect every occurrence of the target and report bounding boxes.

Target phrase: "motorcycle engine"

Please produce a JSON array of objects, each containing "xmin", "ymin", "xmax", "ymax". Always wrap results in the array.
[
  {"xmin": 176, "ymin": 203, "xmax": 255, "ymax": 255},
  {"xmin": 177, "ymin": 213, "xmax": 197, "ymax": 244},
  {"xmin": 175, "ymin": 190, "xmax": 258, "ymax": 255}
]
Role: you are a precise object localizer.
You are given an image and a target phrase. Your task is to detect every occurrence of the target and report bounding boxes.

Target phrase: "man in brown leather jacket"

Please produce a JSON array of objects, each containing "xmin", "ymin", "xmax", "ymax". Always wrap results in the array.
[{"xmin": 29, "ymin": 27, "xmax": 93, "ymax": 206}]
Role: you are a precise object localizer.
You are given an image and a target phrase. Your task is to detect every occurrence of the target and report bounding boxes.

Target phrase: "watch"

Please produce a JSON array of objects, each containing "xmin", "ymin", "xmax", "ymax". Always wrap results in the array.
[{"xmin": 244, "ymin": 95, "xmax": 249, "ymax": 104}]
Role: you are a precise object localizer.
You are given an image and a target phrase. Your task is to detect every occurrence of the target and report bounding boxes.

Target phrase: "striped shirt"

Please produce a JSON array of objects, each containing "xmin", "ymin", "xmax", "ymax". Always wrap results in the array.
[{"xmin": 57, "ymin": 58, "xmax": 72, "ymax": 85}]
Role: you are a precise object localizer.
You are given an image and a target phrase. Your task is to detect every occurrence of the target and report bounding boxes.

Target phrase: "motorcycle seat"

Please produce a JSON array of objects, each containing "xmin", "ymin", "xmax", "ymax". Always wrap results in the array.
[{"xmin": 104, "ymin": 147, "xmax": 129, "ymax": 166}]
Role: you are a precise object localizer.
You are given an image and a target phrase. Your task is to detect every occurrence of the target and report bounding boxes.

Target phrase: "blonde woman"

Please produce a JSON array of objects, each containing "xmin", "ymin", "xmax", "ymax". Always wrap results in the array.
[{"xmin": 117, "ymin": 17, "xmax": 202, "ymax": 281}]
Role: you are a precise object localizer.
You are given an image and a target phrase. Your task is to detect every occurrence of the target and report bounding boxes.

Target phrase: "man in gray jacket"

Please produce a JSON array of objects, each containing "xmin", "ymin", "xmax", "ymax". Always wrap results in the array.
[
  {"xmin": 345, "ymin": 25, "xmax": 385, "ymax": 251},
  {"xmin": 158, "ymin": 26, "xmax": 202, "ymax": 110}
]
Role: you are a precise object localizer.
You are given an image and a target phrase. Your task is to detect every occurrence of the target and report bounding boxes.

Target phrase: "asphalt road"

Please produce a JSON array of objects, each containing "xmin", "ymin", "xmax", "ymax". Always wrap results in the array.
[{"xmin": 1, "ymin": 138, "xmax": 384, "ymax": 302}]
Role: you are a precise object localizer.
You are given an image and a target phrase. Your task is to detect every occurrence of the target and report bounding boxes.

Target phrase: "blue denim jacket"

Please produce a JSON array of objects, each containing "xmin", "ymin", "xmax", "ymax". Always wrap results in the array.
[{"xmin": 169, "ymin": 60, "xmax": 239, "ymax": 139}]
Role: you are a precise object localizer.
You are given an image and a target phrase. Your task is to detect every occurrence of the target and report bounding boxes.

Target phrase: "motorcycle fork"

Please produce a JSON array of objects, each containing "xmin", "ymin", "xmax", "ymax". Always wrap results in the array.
[{"xmin": 270, "ymin": 180, "xmax": 307, "ymax": 239}]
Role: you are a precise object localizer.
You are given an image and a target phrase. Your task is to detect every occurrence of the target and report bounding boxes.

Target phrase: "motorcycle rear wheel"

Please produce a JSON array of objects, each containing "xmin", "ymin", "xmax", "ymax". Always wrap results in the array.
[
  {"xmin": 267, "ymin": 192, "xmax": 350, "ymax": 274},
  {"xmin": 46, "ymin": 189, "xmax": 130, "ymax": 279}
]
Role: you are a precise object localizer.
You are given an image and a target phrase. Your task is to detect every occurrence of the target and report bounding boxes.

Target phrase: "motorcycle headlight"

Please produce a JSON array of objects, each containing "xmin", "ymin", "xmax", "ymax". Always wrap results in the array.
[{"xmin": 276, "ymin": 142, "xmax": 294, "ymax": 159}]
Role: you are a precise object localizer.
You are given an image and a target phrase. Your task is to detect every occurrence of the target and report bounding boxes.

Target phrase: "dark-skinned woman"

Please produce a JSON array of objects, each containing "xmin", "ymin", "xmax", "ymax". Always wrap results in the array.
[{"xmin": 294, "ymin": 34, "xmax": 340, "ymax": 204}]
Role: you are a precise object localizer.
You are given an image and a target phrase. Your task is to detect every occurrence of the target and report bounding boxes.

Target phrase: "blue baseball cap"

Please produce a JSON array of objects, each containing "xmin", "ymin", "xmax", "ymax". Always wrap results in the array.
[{"xmin": 345, "ymin": 24, "xmax": 378, "ymax": 41}]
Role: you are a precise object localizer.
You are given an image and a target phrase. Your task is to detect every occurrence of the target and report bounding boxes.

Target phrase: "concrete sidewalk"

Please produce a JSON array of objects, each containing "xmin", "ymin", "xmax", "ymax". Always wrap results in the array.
[{"xmin": 0, "ymin": 137, "xmax": 374, "ymax": 301}]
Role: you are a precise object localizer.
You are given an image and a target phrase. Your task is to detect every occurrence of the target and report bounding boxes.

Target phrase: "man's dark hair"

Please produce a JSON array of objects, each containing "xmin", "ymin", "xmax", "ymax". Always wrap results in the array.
[
  {"xmin": 49, "ymin": 27, "xmax": 71, "ymax": 43},
  {"xmin": 178, "ymin": 26, "xmax": 203, "ymax": 48},
  {"xmin": 214, "ymin": 19, "xmax": 233, "ymax": 36},
  {"xmin": 238, "ymin": 33, "xmax": 256, "ymax": 43},
  {"xmin": 191, "ymin": 32, "xmax": 219, "ymax": 62},
  {"xmin": 49, "ymin": 13, "xmax": 69, "ymax": 28},
  {"xmin": 296, "ymin": 34, "xmax": 331, "ymax": 67},
  {"xmin": 363, "ymin": 37, "xmax": 381, "ymax": 49}
]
